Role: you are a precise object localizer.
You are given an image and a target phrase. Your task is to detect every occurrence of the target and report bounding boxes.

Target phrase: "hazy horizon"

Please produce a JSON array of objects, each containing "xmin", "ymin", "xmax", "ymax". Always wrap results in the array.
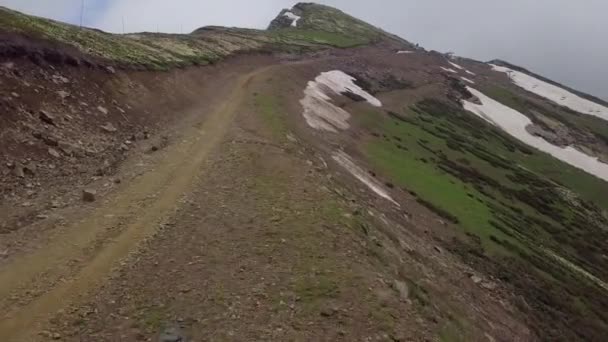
[{"xmin": 1, "ymin": 0, "xmax": 606, "ymax": 101}]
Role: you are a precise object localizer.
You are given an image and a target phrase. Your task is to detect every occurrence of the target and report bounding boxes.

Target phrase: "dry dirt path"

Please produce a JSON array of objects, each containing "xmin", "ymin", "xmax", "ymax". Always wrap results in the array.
[{"xmin": 0, "ymin": 67, "xmax": 267, "ymax": 341}]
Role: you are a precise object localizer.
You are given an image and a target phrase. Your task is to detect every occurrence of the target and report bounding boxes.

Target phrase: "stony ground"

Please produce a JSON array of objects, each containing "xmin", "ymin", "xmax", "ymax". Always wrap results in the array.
[
  {"xmin": 2, "ymin": 4, "xmax": 608, "ymax": 340},
  {"xmin": 0, "ymin": 54, "xmax": 534, "ymax": 341}
]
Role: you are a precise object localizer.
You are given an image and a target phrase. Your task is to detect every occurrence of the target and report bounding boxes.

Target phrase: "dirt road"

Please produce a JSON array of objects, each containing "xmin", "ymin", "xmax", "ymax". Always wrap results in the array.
[
  {"xmin": 0, "ymin": 67, "xmax": 265, "ymax": 341},
  {"xmin": 0, "ymin": 56, "xmax": 533, "ymax": 341}
]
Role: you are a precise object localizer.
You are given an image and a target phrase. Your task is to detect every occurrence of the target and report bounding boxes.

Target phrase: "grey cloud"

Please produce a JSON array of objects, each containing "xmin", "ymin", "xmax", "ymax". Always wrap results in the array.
[{"xmin": 0, "ymin": 0, "xmax": 81, "ymax": 22}]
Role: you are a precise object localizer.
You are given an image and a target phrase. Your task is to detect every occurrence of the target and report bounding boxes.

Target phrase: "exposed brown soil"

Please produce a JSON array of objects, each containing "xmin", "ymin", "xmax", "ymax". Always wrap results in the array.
[{"xmin": 0, "ymin": 44, "xmax": 535, "ymax": 341}]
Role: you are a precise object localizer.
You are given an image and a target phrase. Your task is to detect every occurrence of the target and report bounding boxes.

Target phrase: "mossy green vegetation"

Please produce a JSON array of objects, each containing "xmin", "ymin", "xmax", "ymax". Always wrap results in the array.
[
  {"xmin": 483, "ymin": 85, "xmax": 608, "ymax": 199},
  {"xmin": 356, "ymin": 99, "xmax": 608, "ymax": 340},
  {"xmin": 284, "ymin": 3, "xmax": 407, "ymax": 46},
  {"xmin": 0, "ymin": 2, "xmax": 406, "ymax": 69},
  {"xmin": 254, "ymin": 94, "xmax": 288, "ymax": 139}
]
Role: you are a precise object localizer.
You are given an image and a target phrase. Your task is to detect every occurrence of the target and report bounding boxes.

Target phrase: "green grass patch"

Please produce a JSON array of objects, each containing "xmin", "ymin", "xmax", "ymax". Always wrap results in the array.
[
  {"xmin": 255, "ymin": 94, "xmax": 288, "ymax": 139},
  {"xmin": 482, "ymin": 85, "xmax": 608, "ymax": 207},
  {"xmin": 142, "ymin": 307, "xmax": 165, "ymax": 329},
  {"xmin": 354, "ymin": 98, "xmax": 608, "ymax": 339},
  {"xmin": 438, "ymin": 316, "xmax": 472, "ymax": 342},
  {"xmin": 272, "ymin": 29, "xmax": 368, "ymax": 48},
  {"xmin": 358, "ymin": 99, "xmax": 608, "ymax": 267}
]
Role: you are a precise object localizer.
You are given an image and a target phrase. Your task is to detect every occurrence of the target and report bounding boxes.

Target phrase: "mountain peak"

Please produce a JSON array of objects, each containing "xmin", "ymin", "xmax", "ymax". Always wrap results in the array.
[{"xmin": 268, "ymin": 2, "xmax": 411, "ymax": 47}]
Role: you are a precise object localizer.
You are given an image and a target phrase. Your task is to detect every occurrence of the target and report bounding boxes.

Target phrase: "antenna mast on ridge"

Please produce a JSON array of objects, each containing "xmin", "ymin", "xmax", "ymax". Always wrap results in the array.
[{"xmin": 80, "ymin": 0, "xmax": 85, "ymax": 28}]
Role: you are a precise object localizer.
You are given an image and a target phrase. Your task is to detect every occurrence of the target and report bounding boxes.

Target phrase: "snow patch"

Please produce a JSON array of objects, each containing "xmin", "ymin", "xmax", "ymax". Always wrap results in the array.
[
  {"xmin": 490, "ymin": 64, "xmax": 608, "ymax": 121},
  {"xmin": 397, "ymin": 50, "xmax": 414, "ymax": 54},
  {"xmin": 463, "ymin": 87, "xmax": 608, "ymax": 182},
  {"xmin": 465, "ymin": 69, "xmax": 476, "ymax": 76},
  {"xmin": 332, "ymin": 151, "xmax": 399, "ymax": 205},
  {"xmin": 461, "ymin": 77, "xmax": 475, "ymax": 84},
  {"xmin": 448, "ymin": 61, "xmax": 464, "ymax": 70},
  {"xmin": 283, "ymin": 11, "xmax": 301, "ymax": 27},
  {"xmin": 440, "ymin": 67, "xmax": 458, "ymax": 73},
  {"xmin": 300, "ymin": 70, "xmax": 382, "ymax": 132}
]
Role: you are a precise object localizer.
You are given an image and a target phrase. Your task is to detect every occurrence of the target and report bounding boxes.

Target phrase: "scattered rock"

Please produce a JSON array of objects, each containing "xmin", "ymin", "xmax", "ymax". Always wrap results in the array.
[
  {"xmin": 470, "ymin": 275, "xmax": 483, "ymax": 284},
  {"xmin": 390, "ymin": 332, "xmax": 406, "ymax": 341},
  {"xmin": 433, "ymin": 246, "xmax": 442, "ymax": 254},
  {"xmin": 48, "ymin": 148, "xmax": 61, "ymax": 158},
  {"xmin": 43, "ymin": 137, "xmax": 59, "ymax": 148},
  {"xmin": 159, "ymin": 327, "xmax": 185, "ymax": 342},
  {"xmin": 119, "ymin": 143, "xmax": 129, "ymax": 152},
  {"xmin": 286, "ymin": 134, "xmax": 298, "ymax": 143},
  {"xmin": 57, "ymin": 90, "xmax": 70, "ymax": 99},
  {"xmin": 51, "ymin": 200, "xmax": 61, "ymax": 208},
  {"xmin": 84, "ymin": 149, "xmax": 98, "ymax": 157},
  {"xmin": 100, "ymin": 122, "xmax": 117, "ymax": 133},
  {"xmin": 36, "ymin": 214, "xmax": 49, "ymax": 220},
  {"xmin": 10, "ymin": 92, "xmax": 19, "ymax": 98},
  {"xmin": 58, "ymin": 141, "xmax": 75, "ymax": 156},
  {"xmin": 392, "ymin": 280, "xmax": 409, "ymax": 301},
  {"xmin": 97, "ymin": 106, "xmax": 109, "ymax": 115},
  {"xmin": 320, "ymin": 306, "xmax": 338, "ymax": 317},
  {"xmin": 13, "ymin": 163, "xmax": 25, "ymax": 178},
  {"xmin": 39, "ymin": 110, "xmax": 57, "ymax": 126},
  {"xmin": 481, "ymin": 281, "xmax": 498, "ymax": 291},
  {"xmin": 371, "ymin": 236, "xmax": 382, "ymax": 247},
  {"xmin": 82, "ymin": 189, "xmax": 97, "ymax": 202},
  {"xmin": 52, "ymin": 74, "xmax": 70, "ymax": 84},
  {"xmin": 105, "ymin": 66, "xmax": 116, "ymax": 74},
  {"xmin": 23, "ymin": 163, "xmax": 36, "ymax": 176}
]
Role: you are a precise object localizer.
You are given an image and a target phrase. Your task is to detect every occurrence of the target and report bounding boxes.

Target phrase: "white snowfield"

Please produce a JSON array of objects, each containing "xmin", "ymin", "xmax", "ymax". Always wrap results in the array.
[
  {"xmin": 397, "ymin": 50, "xmax": 414, "ymax": 54},
  {"xmin": 283, "ymin": 11, "xmax": 301, "ymax": 27},
  {"xmin": 440, "ymin": 67, "xmax": 458, "ymax": 73},
  {"xmin": 300, "ymin": 70, "xmax": 382, "ymax": 132},
  {"xmin": 332, "ymin": 151, "xmax": 399, "ymax": 205},
  {"xmin": 448, "ymin": 61, "xmax": 464, "ymax": 70},
  {"xmin": 463, "ymin": 87, "xmax": 608, "ymax": 182},
  {"xmin": 448, "ymin": 61, "xmax": 476, "ymax": 76},
  {"xmin": 490, "ymin": 64, "xmax": 608, "ymax": 121},
  {"xmin": 461, "ymin": 77, "xmax": 475, "ymax": 84}
]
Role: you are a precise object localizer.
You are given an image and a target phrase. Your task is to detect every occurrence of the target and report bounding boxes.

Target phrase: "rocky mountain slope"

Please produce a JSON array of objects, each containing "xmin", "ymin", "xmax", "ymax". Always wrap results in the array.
[{"xmin": 1, "ymin": 3, "xmax": 608, "ymax": 341}]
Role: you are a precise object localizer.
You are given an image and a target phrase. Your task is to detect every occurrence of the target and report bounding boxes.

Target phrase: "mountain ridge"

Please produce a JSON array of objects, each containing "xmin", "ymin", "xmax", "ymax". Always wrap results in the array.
[{"xmin": 1, "ymin": 3, "xmax": 608, "ymax": 341}]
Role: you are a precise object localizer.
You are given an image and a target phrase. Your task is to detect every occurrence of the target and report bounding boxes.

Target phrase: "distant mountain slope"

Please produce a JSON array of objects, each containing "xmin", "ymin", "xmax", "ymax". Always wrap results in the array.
[
  {"xmin": 490, "ymin": 59, "xmax": 608, "ymax": 107},
  {"xmin": 0, "ymin": 3, "xmax": 410, "ymax": 70},
  {"xmin": 1, "ymin": 2, "xmax": 608, "ymax": 341},
  {"xmin": 268, "ymin": 3, "xmax": 412, "ymax": 47}
]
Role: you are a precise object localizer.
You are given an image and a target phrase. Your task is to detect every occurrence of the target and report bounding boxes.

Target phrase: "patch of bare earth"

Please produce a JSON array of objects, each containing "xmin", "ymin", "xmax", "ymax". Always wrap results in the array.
[
  {"xmin": 39, "ymin": 62, "xmax": 531, "ymax": 341},
  {"xmin": 0, "ymin": 45, "xmax": 533, "ymax": 341}
]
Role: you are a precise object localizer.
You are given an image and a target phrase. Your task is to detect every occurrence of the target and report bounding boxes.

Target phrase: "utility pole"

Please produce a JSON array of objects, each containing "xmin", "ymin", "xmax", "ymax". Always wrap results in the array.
[{"xmin": 80, "ymin": 0, "xmax": 85, "ymax": 28}]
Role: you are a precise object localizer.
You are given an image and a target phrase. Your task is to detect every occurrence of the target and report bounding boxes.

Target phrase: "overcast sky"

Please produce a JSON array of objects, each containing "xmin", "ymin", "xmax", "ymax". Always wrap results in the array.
[{"xmin": 2, "ymin": 0, "xmax": 606, "ymax": 100}]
